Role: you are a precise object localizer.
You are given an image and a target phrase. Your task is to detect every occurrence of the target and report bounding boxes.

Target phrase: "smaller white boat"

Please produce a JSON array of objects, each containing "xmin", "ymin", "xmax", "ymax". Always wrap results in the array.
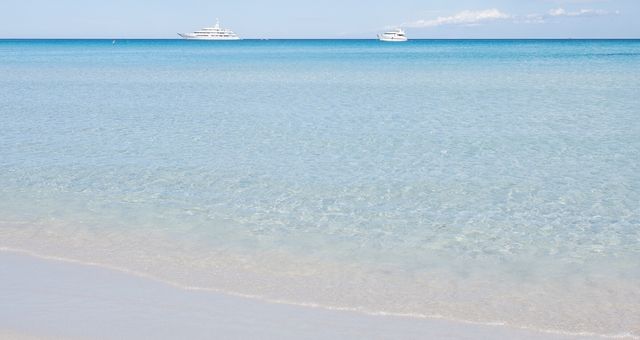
[{"xmin": 378, "ymin": 28, "xmax": 408, "ymax": 42}]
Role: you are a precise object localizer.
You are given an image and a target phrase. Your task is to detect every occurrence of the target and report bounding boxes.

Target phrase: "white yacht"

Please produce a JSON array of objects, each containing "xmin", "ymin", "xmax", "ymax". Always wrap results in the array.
[
  {"xmin": 378, "ymin": 28, "xmax": 408, "ymax": 42},
  {"xmin": 178, "ymin": 19, "xmax": 240, "ymax": 40}
]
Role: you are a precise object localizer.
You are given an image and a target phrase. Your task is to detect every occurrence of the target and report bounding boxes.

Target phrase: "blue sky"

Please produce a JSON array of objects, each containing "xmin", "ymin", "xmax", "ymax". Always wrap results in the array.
[{"xmin": 1, "ymin": 0, "xmax": 638, "ymax": 38}]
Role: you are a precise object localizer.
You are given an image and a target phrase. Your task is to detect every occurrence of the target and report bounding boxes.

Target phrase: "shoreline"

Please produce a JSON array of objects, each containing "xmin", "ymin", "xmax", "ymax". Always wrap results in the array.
[
  {"xmin": 1, "ymin": 220, "xmax": 638, "ymax": 338},
  {"xmin": 2, "ymin": 215, "xmax": 638, "ymax": 339},
  {"xmin": 0, "ymin": 249, "xmax": 623, "ymax": 339}
]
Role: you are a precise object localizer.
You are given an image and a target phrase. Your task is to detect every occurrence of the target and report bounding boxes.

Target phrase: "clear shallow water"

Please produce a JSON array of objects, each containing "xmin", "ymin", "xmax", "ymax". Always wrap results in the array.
[{"xmin": 1, "ymin": 39, "xmax": 639, "ymax": 336}]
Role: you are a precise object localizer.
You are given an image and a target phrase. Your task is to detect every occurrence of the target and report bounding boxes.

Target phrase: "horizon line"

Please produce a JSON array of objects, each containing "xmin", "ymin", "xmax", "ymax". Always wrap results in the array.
[{"xmin": 1, "ymin": 37, "xmax": 639, "ymax": 40}]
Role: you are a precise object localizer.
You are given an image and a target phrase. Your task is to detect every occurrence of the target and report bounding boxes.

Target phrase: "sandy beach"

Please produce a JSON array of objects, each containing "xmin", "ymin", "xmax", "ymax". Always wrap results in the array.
[{"xmin": 0, "ymin": 251, "xmax": 595, "ymax": 340}]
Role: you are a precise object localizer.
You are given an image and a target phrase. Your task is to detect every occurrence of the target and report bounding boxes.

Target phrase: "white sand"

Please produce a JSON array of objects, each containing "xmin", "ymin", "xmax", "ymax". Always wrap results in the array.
[{"xmin": 0, "ymin": 252, "xmax": 593, "ymax": 340}]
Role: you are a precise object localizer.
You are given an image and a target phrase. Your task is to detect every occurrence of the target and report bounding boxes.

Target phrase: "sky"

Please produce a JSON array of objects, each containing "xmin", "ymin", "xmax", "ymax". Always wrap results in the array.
[{"xmin": 1, "ymin": 0, "xmax": 638, "ymax": 39}]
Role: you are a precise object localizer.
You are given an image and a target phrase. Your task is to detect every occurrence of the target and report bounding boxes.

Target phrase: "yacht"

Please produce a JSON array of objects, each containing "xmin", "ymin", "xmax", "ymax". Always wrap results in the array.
[
  {"xmin": 178, "ymin": 19, "xmax": 240, "ymax": 40},
  {"xmin": 378, "ymin": 28, "xmax": 408, "ymax": 42}
]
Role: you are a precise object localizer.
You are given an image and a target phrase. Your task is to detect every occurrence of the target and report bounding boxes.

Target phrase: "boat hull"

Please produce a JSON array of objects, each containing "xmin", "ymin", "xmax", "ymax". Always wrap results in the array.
[
  {"xmin": 378, "ymin": 36, "xmax": 408, "ymax": 42},
  {"xmin": 178, "ymin": 33, "xmax": 240, "ymax": 40}
]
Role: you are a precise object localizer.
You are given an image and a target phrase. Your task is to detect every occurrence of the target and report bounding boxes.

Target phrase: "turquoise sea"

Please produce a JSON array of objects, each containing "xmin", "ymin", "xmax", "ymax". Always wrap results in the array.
[{"xmin": 1, "ymin": 39, "xmax": 639, "ymax": 336}]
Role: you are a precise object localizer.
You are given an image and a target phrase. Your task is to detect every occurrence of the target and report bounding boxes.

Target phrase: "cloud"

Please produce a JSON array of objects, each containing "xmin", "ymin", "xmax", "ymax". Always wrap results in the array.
[
  {"xmin": 516, "ymin": 8, "xmax": 617, "ymax": 24},
  {"xmin": 549, "ymin": 8, "xmax": 568, "ymax": 16},
  {"xmin": 518, "ymin": 13, "xmax": 546, "ymax": 24},
  {"xmin": 542, "ymin": 0, "xmax": 608, "ymax": 3},
  {"xmin": 548, "ymin": 8, "xmax": 616, "ymax": 17},
  {"xmin": 393, "ymin": 6, "xmax": 618, "ymax": 30},
  {"xmin": 401, "ymin": 9, "xmax": 510, "ymax": 28}
]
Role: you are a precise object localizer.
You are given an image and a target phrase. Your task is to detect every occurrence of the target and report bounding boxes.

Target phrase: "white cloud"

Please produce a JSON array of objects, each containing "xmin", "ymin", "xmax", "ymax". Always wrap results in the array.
[
  {"xmin": 518, "ymin": 7, "xmax": 619, "ymax": 24},
  {"xmin": 549, "ymin": 8, "xmax": 567, "ymax": 16},
  {"xmin": 393, "ymin": 7, "xmax": 619, "ymax": 30},
  {"xmin": 401, "ymin": 9, "xmax": 510, "ymax": 28},
  {"xmin": 548, "ymin": 8, "xmax": 615, "ymax": 17},
  {"xmin": 518, "ymin": 13, "xmax": 547, "ymax": 24},
  {"xmin": 543, "ymin": 0, "xmax": 608, "ymax": 3}
]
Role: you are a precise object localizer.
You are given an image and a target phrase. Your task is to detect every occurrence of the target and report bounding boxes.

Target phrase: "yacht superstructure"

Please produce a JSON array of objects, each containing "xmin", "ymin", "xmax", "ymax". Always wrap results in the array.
[{"xmin": 178, "ymin": 19, "xmax": 240, "ymax": 40}]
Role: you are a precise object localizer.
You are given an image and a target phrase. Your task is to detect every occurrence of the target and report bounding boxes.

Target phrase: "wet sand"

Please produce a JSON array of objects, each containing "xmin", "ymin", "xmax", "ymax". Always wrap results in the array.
[{"xmin": 0, "ymin": 251, "xmax": 592, "ymax": 340}]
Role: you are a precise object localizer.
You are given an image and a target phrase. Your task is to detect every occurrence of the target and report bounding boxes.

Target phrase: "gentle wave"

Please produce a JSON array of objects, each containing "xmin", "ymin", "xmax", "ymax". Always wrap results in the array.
[{"xmin": 2, "ymin": 246, "xmax": 637, "ymax": 339}]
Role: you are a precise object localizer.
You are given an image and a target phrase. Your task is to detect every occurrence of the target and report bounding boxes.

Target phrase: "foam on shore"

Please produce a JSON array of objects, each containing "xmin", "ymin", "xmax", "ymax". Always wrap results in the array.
[{"xmin": 1, "ymin": 251, "xmax": 607, "ymax": 340}]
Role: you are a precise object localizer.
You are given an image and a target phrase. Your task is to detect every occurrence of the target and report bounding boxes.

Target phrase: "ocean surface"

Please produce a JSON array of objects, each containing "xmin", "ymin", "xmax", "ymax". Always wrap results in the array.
[{"xmin": 1, "ymin": 39, "xmax": 639, "ymax": 337}]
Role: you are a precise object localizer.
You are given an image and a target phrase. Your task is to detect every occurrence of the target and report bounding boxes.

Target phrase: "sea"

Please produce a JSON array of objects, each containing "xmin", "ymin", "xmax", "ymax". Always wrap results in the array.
[{"xmin": 1, "ymin": 39, "xmax": 639, "ymax": 337}]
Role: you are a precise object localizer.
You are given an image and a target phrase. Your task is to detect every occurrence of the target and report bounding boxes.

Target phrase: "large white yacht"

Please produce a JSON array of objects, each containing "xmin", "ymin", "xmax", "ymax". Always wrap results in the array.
[
  {"xmin": 178, "ymin": 19, "xmax": 240, "ymax": 40},
  {"xmin": 378, "ymin": 28, "xmax": 408, "ymax": 42}
]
